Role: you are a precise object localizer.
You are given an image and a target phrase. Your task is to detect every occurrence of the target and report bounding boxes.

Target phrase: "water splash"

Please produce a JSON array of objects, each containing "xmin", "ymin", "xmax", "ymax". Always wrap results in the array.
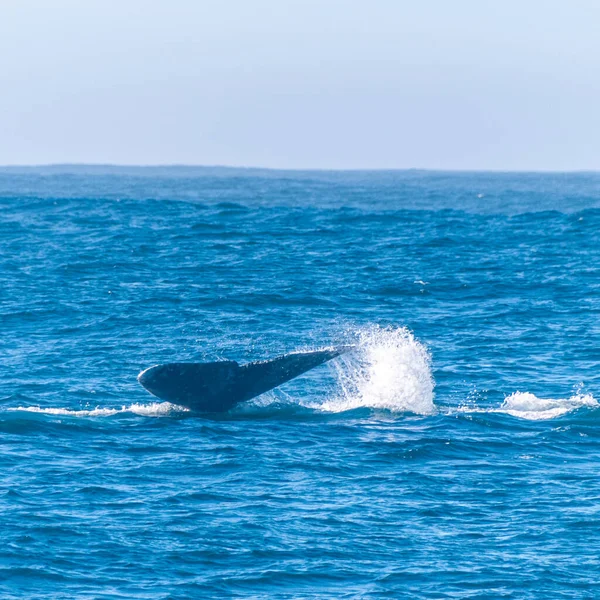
[
  {"xmin": 314, "ymin": 325, "xmax": 436, "ymax": 414},
  {"xmin": 8, "ymin": 402, "xmax": 186, "ymax": 418},
  {"xmin": 496, "ymin": 391, "xmax": 597, "ymax": 420},
  {"xmin": 457, "ymin": 391, "xmax": 598, "ymax": 421}
]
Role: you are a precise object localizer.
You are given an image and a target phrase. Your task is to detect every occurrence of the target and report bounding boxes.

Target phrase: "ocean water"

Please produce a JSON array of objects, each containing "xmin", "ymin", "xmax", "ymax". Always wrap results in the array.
[{"xmin": 2, "ymin": 167, "xmax": 600, "ymax": 599}]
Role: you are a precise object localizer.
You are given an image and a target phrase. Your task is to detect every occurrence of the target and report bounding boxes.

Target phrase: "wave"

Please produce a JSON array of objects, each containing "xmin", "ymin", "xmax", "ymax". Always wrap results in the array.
[
  {"xmin": 457, "ymin": 391, "xmax": 598, "ymax": 421},
  {"xmin": 7, "ymin": 402, "xmax": 186, "ymax": 418}
]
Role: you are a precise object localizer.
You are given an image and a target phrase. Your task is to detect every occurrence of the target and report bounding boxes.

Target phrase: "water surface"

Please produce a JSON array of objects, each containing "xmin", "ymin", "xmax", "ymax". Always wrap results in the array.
[{"xmin": 2, "ymin": 167, "xmax": 600, "ymax": 598}]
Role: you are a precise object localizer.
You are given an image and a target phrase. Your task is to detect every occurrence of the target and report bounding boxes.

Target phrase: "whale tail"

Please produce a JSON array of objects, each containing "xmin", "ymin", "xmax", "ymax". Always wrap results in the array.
[{"xmin": 138, "ymin": 346, "xmax": 354, "ymax": 412}]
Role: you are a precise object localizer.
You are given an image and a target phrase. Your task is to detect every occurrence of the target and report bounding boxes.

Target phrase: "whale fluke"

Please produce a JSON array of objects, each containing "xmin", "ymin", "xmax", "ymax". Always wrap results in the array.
[{"xmin": 137, "ymin": 346, "xmax": 354, "ymax": 412}]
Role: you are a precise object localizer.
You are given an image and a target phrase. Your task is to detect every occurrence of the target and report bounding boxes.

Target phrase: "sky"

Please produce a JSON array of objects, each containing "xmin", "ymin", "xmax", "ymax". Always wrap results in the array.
[{"xmin": 1, "ymin": 0, "xmax": 599, "ymax": 170}]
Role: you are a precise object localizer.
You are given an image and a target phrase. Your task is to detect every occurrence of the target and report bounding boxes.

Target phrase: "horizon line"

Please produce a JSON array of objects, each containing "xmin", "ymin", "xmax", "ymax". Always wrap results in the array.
[{"xmin": 0, "ymin": 163, "xmax": 599, "ymax": 175}]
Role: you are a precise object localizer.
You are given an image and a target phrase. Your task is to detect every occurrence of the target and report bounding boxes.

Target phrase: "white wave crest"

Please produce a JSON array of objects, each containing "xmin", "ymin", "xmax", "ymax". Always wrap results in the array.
[
  {"xmin": 498, "ymin": 391, "xmax": 597, "ymax": 420},
  {"xmin": 457, "ymin": 391, "xmax": 598, "ymax": 421},
  {"xmin": 314, "ymin": 325, "xmax": 436, "ymax": 414},
  {"xmin": 8, "ymin": 402, "xmax": 186, "ymax": 417}
]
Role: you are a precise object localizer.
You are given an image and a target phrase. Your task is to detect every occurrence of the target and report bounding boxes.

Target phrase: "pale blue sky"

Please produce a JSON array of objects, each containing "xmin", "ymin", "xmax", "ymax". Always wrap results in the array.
[{"xmin": 1, "ymin": 0, "xmax": 599, "ymax": 169}]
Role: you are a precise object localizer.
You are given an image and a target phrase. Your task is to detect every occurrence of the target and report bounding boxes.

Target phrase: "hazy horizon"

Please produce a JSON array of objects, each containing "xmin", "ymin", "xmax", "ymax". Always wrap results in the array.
[
  {"xmin": 2, "ymin": 163, "xmax": 600, "ymax": 174},
  {"xmin": 2, "ymin": 1, "xmax": 599, "ymax": 170}
]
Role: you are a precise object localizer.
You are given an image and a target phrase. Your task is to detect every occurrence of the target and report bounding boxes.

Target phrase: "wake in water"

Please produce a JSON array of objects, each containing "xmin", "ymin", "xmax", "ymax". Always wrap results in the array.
[
  {"xmin": 457, "ymin": 390, "xmax": 598, "ymax": 421},
  {"xmin": 8, "ymin": 402, "xmax": 187, "ymax": 418},
  {"xmin": 5, "ymin": 325, "xmax": 598, "ymax": 421}
]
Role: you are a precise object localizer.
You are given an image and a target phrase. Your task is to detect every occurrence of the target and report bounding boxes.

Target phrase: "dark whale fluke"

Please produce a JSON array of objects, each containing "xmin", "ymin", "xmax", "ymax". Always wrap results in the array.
[{"xmin": 137, "ymin": 346, "xmax": 354, "ymax": 412}]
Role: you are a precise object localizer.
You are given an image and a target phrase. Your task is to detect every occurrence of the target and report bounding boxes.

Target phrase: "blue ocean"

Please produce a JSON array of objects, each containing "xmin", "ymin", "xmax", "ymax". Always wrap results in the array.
[{"xmin": 2, "ymin": 166, "xmax": 600, "ymax": 599}]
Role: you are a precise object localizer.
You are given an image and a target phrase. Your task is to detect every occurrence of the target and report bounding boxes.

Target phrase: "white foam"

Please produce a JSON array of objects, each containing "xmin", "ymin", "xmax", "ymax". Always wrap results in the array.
[
  {"xmin": 313, "ymin": 325, "xmax": 436, "ymax": 415},
  {"xmin": 8, "ymin": 402, "xmax": 186, "ymax": 417},
  {"xmin": 499, "ymin": 391, "xmax": 597, "ymax": 420},
  {"xmin": 457, "ymin": 391, "xmax": 597, "ymax": 421}
]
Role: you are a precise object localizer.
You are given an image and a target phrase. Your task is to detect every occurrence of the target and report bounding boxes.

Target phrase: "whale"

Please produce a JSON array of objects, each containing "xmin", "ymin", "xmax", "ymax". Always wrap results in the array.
[{"xmin": 137, "ymin": 346, "xmax": 353, "ymax": 412}]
